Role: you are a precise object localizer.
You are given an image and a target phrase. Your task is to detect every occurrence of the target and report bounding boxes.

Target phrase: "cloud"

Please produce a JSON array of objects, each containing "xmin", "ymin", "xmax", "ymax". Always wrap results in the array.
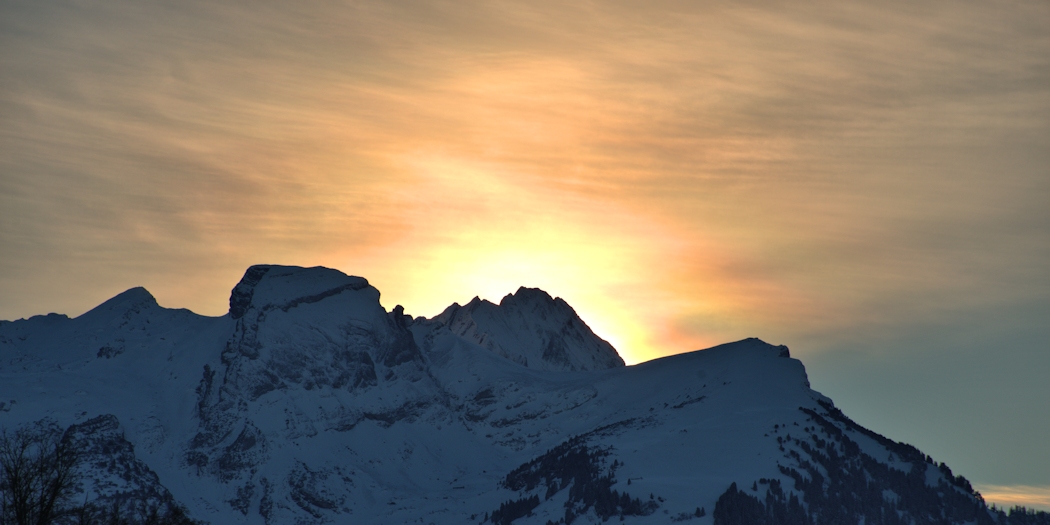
[
  {"xmin": 2, "ymin": 0, "xmax": 1048, "ymax": 346},
  {"xmin": 976, "ymin": 485, "xmax": 1050, "ymax": 512}
]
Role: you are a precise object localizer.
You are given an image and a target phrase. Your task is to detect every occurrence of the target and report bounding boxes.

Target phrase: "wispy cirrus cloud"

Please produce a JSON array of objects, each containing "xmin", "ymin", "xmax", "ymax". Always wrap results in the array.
[{"xmin": 977, "ymin": 485, "xmax": 1050, "ymax": 512}]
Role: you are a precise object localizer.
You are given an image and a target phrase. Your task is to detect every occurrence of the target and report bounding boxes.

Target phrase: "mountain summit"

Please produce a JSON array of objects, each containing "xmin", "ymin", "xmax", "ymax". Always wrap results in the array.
[
  {"xmin": 228, "ymin": 264, "xmax": 372, "ymax": 320},
  {"xmin": 0, "ymin": 265, "xmax": 1039, "ymax": 525},
  {"xmin": 426, "ymin": 286, "xmax": 625, "ymax": 372}
]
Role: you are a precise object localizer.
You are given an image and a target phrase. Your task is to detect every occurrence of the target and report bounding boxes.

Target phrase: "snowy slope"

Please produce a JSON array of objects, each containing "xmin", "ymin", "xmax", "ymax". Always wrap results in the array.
[{"xmin": 0, "ymin": 265, "xmax": 1011, "ymax": 525}]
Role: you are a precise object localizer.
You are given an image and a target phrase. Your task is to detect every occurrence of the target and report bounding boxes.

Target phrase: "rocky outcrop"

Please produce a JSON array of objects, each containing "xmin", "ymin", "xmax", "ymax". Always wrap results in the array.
[
  {"xmin": 186, "ymin": 265, "xmax": 431, "ymax": 500},
  {"xmin": 66, "ymin": 415, "xmax": 176, "ymax": 513},
  {"xmin": 424, "ymin": 287, "xmax": 625, "ymax": 371}
]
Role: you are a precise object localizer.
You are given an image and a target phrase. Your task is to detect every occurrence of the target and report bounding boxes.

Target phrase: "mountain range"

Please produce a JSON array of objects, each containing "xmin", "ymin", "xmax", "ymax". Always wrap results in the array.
[{"xmin": 1, "ymin": 265, "xmax": 1044, "ymax": 524}]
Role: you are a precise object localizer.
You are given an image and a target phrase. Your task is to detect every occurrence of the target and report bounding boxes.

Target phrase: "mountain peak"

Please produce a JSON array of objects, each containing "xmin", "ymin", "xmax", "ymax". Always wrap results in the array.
[
  {"xmin": 427, "ymin": 287, "xmax": 625, "ymax": 371},
  {"xmin": 228, "ymin": 264, "xmax": 370, "ymax": 319},
  {"xmin": 107, "ymin": 286, "xmax": 157, "ymax": 307},
  {"xmin": 501, "ymin": 286, "xmax": 555, "ymax": 305},
  {"xmin": 78, "ymin": 286, "xmax": 158, "ymax": 321}
]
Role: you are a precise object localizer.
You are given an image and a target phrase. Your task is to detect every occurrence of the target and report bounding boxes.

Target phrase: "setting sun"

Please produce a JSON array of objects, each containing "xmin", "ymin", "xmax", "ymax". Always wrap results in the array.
[{"xmin": 342, "ymin": 154, "xmax": 694, "ymax": 364}]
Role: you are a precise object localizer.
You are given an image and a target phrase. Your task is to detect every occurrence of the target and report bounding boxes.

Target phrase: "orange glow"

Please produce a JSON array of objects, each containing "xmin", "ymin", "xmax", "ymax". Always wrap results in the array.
[
  {"xmin": 329, "ymin": 154, "xmax": 702, "ymax": 364},
  {"xmin": 0, "ymin": 0, "xmax": 1037, "ymax": 368},
  {"xmin": 976, "ymin": 485, "xmax": 1050, "ymax": 512}
]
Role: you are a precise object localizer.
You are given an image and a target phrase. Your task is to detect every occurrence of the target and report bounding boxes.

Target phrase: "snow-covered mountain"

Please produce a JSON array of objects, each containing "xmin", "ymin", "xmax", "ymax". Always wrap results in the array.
[{"xmin": 0, "ymin": 265, "xmax": 1037, "ymax": 524}]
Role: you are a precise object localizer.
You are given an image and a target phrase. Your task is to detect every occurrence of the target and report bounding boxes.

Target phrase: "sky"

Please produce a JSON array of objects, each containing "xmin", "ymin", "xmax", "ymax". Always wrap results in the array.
[{"xmin": 1, "ymin": 0, "xmax": 1048, "ymax": 510}]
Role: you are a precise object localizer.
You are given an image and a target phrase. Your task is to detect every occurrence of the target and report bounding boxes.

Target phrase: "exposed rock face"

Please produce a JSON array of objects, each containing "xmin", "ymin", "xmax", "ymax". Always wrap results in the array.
[
  {"xmin": 218, "ymin": 265, "xmax": 407, "ymax": 383},
  {"xmin": 229, "ymin": 266, "xmax": 271, "ymax": 320},
  {"xmin": 66, "ymin": 415, "xmax": 176, "ymax": 513},
  {"xmin": 424, "ymin": 287, "xmax": 625, "ymax": 371},
  {"xmin": 187, "ymin": 265, "xmax": 433, "ymax": 505}
]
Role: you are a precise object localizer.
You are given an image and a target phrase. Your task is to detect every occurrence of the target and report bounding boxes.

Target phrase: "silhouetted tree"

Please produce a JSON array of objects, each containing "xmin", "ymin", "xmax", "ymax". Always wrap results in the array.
[{"xmin": 0, "ymin": 421, "xmax": 82, "ymax": 525}]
